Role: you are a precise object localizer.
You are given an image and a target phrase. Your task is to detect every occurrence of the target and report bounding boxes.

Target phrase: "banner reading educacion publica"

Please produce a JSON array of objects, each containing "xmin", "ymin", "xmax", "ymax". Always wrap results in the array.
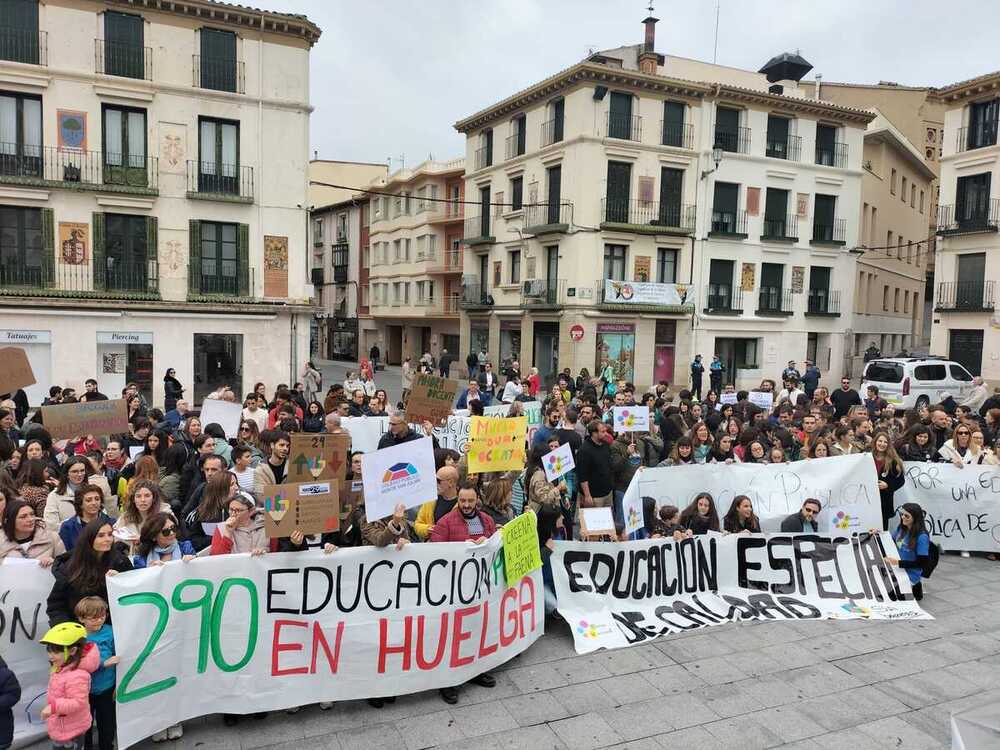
[
  {"xmin": 552, "ymin": 531, "xmax": 930, "ymax": 655},
  {"xmin": 895, "ymin": 461, "xmax": 1000, "ymax": 552},
  {"xmin": 108, "ymin": 538, "xmax": 543, "ymax": 749},
  {"xmin": 622, "ymin": 453, "xmax": 882, "ymax": 533}
]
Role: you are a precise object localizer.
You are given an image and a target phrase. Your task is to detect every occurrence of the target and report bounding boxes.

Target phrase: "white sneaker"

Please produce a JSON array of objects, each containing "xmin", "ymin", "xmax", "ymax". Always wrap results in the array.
[
  {"xmin": 961, "ymin": 551, "xmax": 971, "ymax": 558},
  {"xmin": 319, "ymin": 702, "xmax": 333, "ymax": 710},
  {"xmin": 152, "ymin": 730, "xmax": 168, "ymax": 743},
  {"xmin": 167, "ymin": 724, "xmax": 183, "ymax": 740}
]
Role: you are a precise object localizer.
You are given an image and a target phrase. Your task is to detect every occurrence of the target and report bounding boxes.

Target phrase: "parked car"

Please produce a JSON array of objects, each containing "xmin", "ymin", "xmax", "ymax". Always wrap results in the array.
[{"xmin": 861, "ymin": 357, "xmax": 976, "ymax": 409}]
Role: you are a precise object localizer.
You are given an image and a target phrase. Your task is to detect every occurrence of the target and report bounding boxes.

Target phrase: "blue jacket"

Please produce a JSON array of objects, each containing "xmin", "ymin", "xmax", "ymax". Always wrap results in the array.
[
  {"xmin": 0, "ymin": 655, "xmax": 20, "ymax": 748},
  {"xmin": 132, "ymin": 540, "xmax": 196, "ymax": 569},
  {"xmin": 87, "ymin": 624, "xmax": 116, "ymax": 694},
  {"xmin": 456, "ymin": 389, "xmax": 491, "ymax": 409},
  {"xmin": 59, "ymin": 512, "xmax": 115, "ymax": 552}
]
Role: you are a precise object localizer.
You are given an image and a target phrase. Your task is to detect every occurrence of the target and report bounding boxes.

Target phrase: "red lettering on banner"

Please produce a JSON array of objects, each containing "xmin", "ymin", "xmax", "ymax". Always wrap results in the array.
[
  {"xmin": 378, "ymin": 616, "xmax": 413, "ymax": 673},
  {"xmin": 449, "ymin": 605, "xmax": 478, "ymax": 668},
  {"xmin": 416, "ymin": 613, "xmax": 449, "ymax": 670},
  {"xmin": 519, "ymin": 576, "xmax": 537, "ymax": 636},
  {"xmin": 477, "ymin": 599, "xmax": 498, "ymax": 658},
  {"xmin": 271, "ymin": 619, "xmax": 309, "ymax": 676},
  {"xmin": 499, "ymin": 587, "xmax": 519, "ymax": 647},
  {"xmin": 310, "ymin": 621, "xmax": 344, "ymax": 674}
]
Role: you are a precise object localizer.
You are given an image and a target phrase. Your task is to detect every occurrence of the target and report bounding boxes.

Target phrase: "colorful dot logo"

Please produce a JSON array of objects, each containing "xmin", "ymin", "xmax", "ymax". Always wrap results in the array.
[
  {"xmin": 834, "ymin": 511, "xmax": 853, "ymax": 529},
  {"xmin": 547, "ymin": 454, "xmax": 565, "ymax": 475},
  {"xmin": 577, "ymin": 620, "xmax": 599, "ymax": 639},
  {"xmin": 615, "ymin": 409, "xmax": 637, "ymax": 428},
  {"xmin": 841, "ymin": 602, "xmax": 872, "ymax": 617},
  {"xmin": 627, "ymin": 507, "xmax": 640, "ymax": 529}
]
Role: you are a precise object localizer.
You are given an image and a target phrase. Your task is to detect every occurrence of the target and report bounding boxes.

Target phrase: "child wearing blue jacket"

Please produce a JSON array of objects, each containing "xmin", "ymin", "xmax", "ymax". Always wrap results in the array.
[
  {"xmin": 890, "ymin": 502, "xmax": 931, "ymax": 601},
  {"xmin": 0, "ymin": 654, "xmax": 21, "ymax": 750},
  {"xmin": 74, "ymin": 597, "xmax": 119, "ymax": 750}
]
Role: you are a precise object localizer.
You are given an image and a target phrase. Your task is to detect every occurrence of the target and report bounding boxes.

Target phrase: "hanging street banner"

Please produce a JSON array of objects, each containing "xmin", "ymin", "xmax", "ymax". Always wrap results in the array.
[
  {"xmin": 895, "ymin": 462, "xmax": 1000, "ymax": 552},
  {"xmin": 551, "ymin": 531, "xmax": 930, "ymax": 654},
  {"xmin": 108, "ymin": 540, "xmax": 544, "ymax": 749},
  {"xmin": 622, "ymin": 453, "xmax": 882, "ymax": 533},
  {"xmin": 602, "ymin": 280, "xmax": 694, "ymax": 309}
]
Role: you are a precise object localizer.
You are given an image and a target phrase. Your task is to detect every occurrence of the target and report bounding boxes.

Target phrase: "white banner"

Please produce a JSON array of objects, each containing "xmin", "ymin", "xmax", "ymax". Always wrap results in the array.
[
  {"xmin": 895, "ymin": 462, "xmax": 1000, "ymax": 552},
  {"xmin": 552, "ymin": 532, "xmax": 929, "ymax": 654},
  {"xmin": 1, "ymin": 561, "xmax": 53, "ymax": 748},
  {"xmin": 108, "ymin": 540, "xmax": 544, "ymax": 749},
  {"xmin": 602, "ymin": 280, "xmax": 693, "ymax": 307},
  {"xmin": 360, "ymin": 436, "xmax": 437, "ymax": 520},
  {"xmin": 198, "ymin": 398, "xmax": 242, "ymax": 439},
  {"xmin": 622, "ymin": 453, "xmax": 882, "ymax": 533}
]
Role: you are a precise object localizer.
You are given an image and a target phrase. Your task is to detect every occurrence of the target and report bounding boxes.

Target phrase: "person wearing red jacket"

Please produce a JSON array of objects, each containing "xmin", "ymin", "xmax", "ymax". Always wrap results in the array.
[{"xmin": 429, "ymin": 482, "xmax": 498, "ymax": 704}]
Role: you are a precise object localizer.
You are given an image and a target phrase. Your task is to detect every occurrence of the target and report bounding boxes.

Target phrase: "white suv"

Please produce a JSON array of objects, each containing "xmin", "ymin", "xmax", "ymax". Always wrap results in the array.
[{"xmin": 861, "ymin": 357, "xmax": 976, "ymax": 410}]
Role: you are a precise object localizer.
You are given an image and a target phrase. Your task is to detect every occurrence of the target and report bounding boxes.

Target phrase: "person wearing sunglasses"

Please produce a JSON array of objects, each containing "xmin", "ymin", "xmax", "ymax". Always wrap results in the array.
[
  {"xmin": 939, "ymin": 423, "xmax": 977, "ymax": 466},
  {"xmin": 131, "ymin": 512, "xmax": 195, "ymax": 568}
]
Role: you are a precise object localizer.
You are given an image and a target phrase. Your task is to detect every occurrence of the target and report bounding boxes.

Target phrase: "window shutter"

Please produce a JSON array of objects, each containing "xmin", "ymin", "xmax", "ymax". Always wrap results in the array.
[
  {"xmin": 145, "ymin": 216, "xmax": 157, "ymax": 293},
  {"xmin": 237, "ymin": 223, "xmax": 250, "ymax": 296},
  {"xmin": 40, "ymin": 208, "xmax": 54, "ymax": 286},
  {"xmin": 188, "ymin": 219, "xmax": 201, "ymax": 294},
  {"xmin": 92, "ymin": 213, "xmax": 106, "ymax": 291}
]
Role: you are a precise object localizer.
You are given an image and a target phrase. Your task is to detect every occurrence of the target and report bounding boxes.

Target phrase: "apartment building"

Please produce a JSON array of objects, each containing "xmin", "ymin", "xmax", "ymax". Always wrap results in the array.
[
  {"xmin": 0, "ymin": 0, "xmax": 320, "ymax": 406},
  {"xmin": 851, "ymin": 112, "xmax": 935, "ymax": 374},
  {"xmin": 309, "ymin": 159, "xmax": 388, "ymax": 361},
  {"xmin": 454, "ymin": 17, "xmax": 870, "ymax": 390},
  {"xmin": 367, "ymin": 159, "xmax": 464, "ymax": 365},
  {"xmin": 929, "ymin": 72, "xmax": 1000, "ymax": 378}
]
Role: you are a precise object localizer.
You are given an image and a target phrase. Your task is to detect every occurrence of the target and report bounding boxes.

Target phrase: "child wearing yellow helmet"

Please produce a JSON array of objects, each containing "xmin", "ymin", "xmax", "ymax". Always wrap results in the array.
[{"xmin": 39, "ymin": 622, "xmax": 99, "ymax": 750}]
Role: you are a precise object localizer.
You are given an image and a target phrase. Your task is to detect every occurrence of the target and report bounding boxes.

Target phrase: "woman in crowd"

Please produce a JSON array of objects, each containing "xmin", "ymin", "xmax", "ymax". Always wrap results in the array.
[
  {"xmin": 938, "ymin": 423, "xmax": 975, "ymax": 465},
  {"xmin": 723, "ymin": 495, "xmax": 761, "ymax": 534},
  {"xmin": 690, "ymin": 423, "xmax": 713, "ymax": 463},
  {"xmin": 125, "ymin": 456, "xmax": 160, "ymax": 499},
  {"xmin": 302, "ymin": 401, "xmax": 325, "ymax": 433},
  {"xmin": 829, "ymin": 424, "xmax": 857, "ymax": 456},
  {"xmin": 47, "ymin": 519, "xmax": 133, "ymax": 625},
  {"xmin": 203, "ymin": 423, "xmax": 233, "ymax": 467},
  {"xmin": 173, "ymin": 416, "xmax": 202, "ymax": 457},
  {"xmin": 58, "ymin": 484, "xmax": 114, "ymax": 552},
  {"xmin": 43, "ymin": 457, "xmax": 113, "ymax": 531},
  {"xmin": 769, "ymin": 445, "xmax": 787, "ymax": 464},
  {"xmin": 659, "ymin": 436, "xmax": 696, "ymax": 466},
  {"xmin": 678, "ymin": 492, "xmax": 720, "ymax": 535},
  {"xmin": 709, "ymin": 432, "xmax": 739, "ymax": 464},
  {"xmin": 102, "ymin": 439, "xmax": 128, "ymax": 495},
  {"xmin": 236, "ymin": 420, "xmax": 265, "ymax": 464},
  {"xmin": 898, "ymin": 425, "xmax": 936, "ymax": 462},
  {"xmin": 872, "ymin": 430, "xmax": 905, "ymax": 531},
  {"xmin": 113, "ymin": 480, "xmax": 172, "ymax": 554},
  {"xmin": 210, "ymin": 492, "xmax": 269, "ymax": 556},
  {"xmin": 803, "ymin": 438, "xmax": 831, "ymax": 459},
  {"xmin": 889, "ymin": 502, "xmax": 931, "ymax": 600},
  {"xmin": 186, "ymin": 471, "xmax": 238, "ymax": 552},
  {"xmin": 480, "ymin": 475, "xmax": 514, "ymax": 527},
  {"xmin": 141, "ymin": 429, "xmax": 170, "ymax": 468},
  {"xmin": 524, "ymin": 445, "xmax": 564, "ymax": 514},
  {"xmin": 0, "ymin": 500, "xmax": 63, "ymax": 564},
  {"xmin": 159, "ymin": 444, "xmax": 189, "ymax": 515},
  {"xmin": 745, "ymin": 440, "xmax": 769, "ymax": 464},
  {"xmin": 132, "ymin": 512, "xmax": 195, "ymax": 568},
  {"xmin": 163, "ymin": 368, "xmax": 184, "ymax": 412},
  {"xmin": 15, "ymin": 457, "xmax": 52, "ymax": 515},
  {"xmin": 969, "ymin": 429, "xmax": 999, "ymax": 465}
]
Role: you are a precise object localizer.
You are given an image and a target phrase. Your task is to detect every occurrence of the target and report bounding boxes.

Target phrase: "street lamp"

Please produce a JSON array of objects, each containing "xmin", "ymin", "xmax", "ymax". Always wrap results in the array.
[{"xmin": 701, "ymin": 144, "xmax": 724, "ymax": 180}]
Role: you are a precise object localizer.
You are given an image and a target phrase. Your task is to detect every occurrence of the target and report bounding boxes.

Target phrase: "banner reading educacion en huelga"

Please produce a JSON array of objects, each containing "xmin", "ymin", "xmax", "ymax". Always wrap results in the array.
[
  {"xmin": 551, "ymin": 531, "xmax": 929, "ymax": 655},
  {"xmin": 109, "ymin": 539, "xmax": 543, "ymax": 749}
]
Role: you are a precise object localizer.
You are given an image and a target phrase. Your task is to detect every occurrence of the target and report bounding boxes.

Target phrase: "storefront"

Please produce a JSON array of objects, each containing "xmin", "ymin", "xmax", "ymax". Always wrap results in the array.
[
  {"xmin": 499, "ymin": 319, "xmax": 522, "ymax": 366},
  {"xmin": 652, "ymin": 320, "xmax": 676, "ymax": 386},
  {"xmin": 596, "ymin": 322, "xmax": 635, "ymax": 384},
  {"xmin": 470, "ymin": 323, "xmax": 489, "ymax": 358},
  {"xmin": 193, "ymin": 333, "xmax": 243, "ymax": 405},
  {"xmin": 0, "ymin": 329, "xmax": 51, "ymax": 406},
  {"xmin": 96, "ymin": 331, "xmax": 153, "ymax": 403},
  {"xmin": 327, "ymin": 318, "xmax": 358, "ymax": 361}
]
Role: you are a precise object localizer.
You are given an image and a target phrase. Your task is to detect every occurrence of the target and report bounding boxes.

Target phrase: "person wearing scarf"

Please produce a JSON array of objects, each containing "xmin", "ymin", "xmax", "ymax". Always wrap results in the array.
[{"xmin": 131, "ymin": 512, "xmax": 195, "ymax": 569}]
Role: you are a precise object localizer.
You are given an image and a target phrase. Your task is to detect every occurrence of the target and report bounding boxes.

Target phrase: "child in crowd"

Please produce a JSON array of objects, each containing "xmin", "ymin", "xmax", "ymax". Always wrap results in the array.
[
  {"xmin": 40, "ymin": 622, "xmax": 99, "ymax": 750},
  {"xmin": 73, "ymin": 597, "xmax": 120, "ymax": 750},
  {"xmin": 0, "ymin": 654, "xmax": 21, "ymax": 750}
]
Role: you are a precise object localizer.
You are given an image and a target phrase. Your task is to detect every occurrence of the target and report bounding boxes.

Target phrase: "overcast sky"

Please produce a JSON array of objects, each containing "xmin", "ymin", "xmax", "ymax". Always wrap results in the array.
[{"xmin": 290, "ymin": 0, "xmax": 998, "ymax": 168}]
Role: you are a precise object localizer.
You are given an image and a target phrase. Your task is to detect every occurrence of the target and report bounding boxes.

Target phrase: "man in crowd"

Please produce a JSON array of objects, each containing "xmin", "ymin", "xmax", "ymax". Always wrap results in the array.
[
  {"xmin": 163, "ymin": 399, "xmax": 190, "ymax": 430},
  {"xmin": 532, "ymin": 405, "xmax": 562, "ymax": 449},
  {"xmin": 782, "ymin": 360, "xmax": 801, "ymax": 383},
  {"xmin": 709, "ymin": 355, "xmax": 724, "ymax": 395},
  {"xmin": 780, "ymin": 498, "xmax": 822, "ymax": 532},
  {"xmin": 962, "ymin": 376, "xmax": 989, "ymax": 413},
  {"xmin": 82, "ymin": 379, "xmax": 108, "ymax": 401},
  {"xmin": 801, "ymin": 360, "xmax": 821, "ymax": 400},
  {"xmin": 929, "ymin": 408, "xmax": 952, "ymax": 452},
  {"xmin": 438, "ymin": 348, "xmax": 453, "ymax": 378},
  {"xmin": 577, "ymin": 421, "xmax": 613, "ymax": 509},
  {"xmin": 478, "ymin": 362, "xmax": 498, "ymax": 402},
  {"xmin": 324, "ymin": 413, "xmax": 347, "ymax": 436},
  {"xmin": 690, "ymin": 354, "xmax": 704, "ymax": 400},
  {"xmin": 558, "ymin": 406, "xmax": 583, "ymax": 455},
  {"xmin": 456, "ymin": 379, "xmax": 486, "ymax": 409},
  {"xmin": 253, "ymin": 430, "xmax": 290, "ymax": 498},
  {"xmin": 466, "ymin": 349, "xmax": 479, "ymax": 380},
  {"xmin": 414, "ymin": 465, "xmax": 459, "ymax": 539},
  {"xmin": 864, "ymin": 385, "xmax": 888, "ymax": 420},
  {"xmin": 348, "ymin": 389, "xmax": 368, "ymax": 417},
  {"xmin": 377, "ymin": 410, "xmax": 435, "ymax": 449},
  {"xmin": 831, "ymin": 377, "xmax": 862, "ymax": 420}
]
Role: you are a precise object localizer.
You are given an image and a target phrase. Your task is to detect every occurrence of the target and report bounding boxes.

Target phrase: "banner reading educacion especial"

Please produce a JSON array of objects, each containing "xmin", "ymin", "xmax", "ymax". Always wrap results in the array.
[
  {"xmin": 551, "ymin": 531, "xmax": 929, "ymax": 654},
  {"xmin": 108, "ymin": 538, "xmax": 543, "ymax": 749}
]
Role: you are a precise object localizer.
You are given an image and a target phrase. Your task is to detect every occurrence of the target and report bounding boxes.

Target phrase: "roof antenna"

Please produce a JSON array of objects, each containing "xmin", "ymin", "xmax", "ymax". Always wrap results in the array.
[{"xmin": 713, "ymin": 0, "xmax": 720, "ymax": 63}]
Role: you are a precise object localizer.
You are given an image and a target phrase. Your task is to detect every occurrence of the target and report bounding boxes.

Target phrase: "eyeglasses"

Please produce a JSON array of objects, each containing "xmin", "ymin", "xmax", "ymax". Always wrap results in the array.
[
  {"xmin": 241, "ymin": 426, "xmax": 251, "ymax": 432},
  {"xmin": 956, "ymin": 431, "xmax": 970, "ymax": 436},
  {"xmin": 228, "ymin": 507, "xmax": 248, "ymax": 516},
  {"xmin": 159, "ymin": 526, "xmax": 177, "ymax": 536}
]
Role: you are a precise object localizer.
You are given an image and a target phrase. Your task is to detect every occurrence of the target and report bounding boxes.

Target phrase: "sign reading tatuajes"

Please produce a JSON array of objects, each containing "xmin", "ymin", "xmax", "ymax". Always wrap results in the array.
[
  {"xmin": 622, "ymin": 453, "xmax": 882, "ymax": 533},
  {"xmin": 288, "ymin": 433, "xmax": 349, "ymax": 482},
  {"xmin": 109, "ymin": 542, "xmax": 544, "ymax": 749},
  {"xmin": 405, "ymin": 373, "xmax": 459, "ymax": 425},
  {"xmin": 360, "ymin": 436, "xmax": 437, "ymax": 520},
  {"xmin": 0, "ymin": 346, "xmax": 36, "ymax": 394},
  {"xmin": 552, "ymin": 532, "xmax": 929, "ymax": 654},
  {"xmin": 42, "ymin": 398, "xmax": 129, "ymax": 439},
  {"xmin": 261, "ymin": 481, "xmax": 340, "ymax": 538},
  {"xmin": 468, "ymin": 416, "xmax": 528, "ymax": 473},
  {"xmin": 895, "ymin": 462, "xmax": 1000, "ymax": 552}
]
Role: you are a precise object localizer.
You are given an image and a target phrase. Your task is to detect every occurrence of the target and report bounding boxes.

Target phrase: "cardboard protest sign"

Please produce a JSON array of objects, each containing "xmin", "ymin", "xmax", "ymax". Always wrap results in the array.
[
  {"xmin": 580, "ymin": 507, "xmax": 616, "ymax": 537},
  {"xmin": 612, "ymin": 405, "xmax": 650, "ymax": 432},
  {"xmin": 261, "ymin": 480, "xmax": 339, "ymax": 538},
  {"xmin": 501, "ymin": 510, "xmax": 542, "ymax": 586},
  {"xmin": 42, "ymin": 398, "xmax": 128, "ymax": 439},
  {"xmin": 199, "ymin": 398, "xmax": 242, "ymax": 439},
  {"xmin": 0, "ymin": 347, "xmax": 35, "ymax": 395},
  {"xmin": 467, "ymin": 416, "xmax": 528, "ymax": 473},
  {"xmin": 288, "ymin": 433, "xmax": 349, "ymax": 482},
  {"xmin": 361, "ymin": 436, "xmax": 437, "ymax": 520},
  {"xmin": 339, "ymin": 479, "xmax": 364, "ymax": 525},
  {"xmin": 748, "ymin": 390, "xmax": 774, "ymax": 411},
  {"xmin": 542, "ymin": 442, "xmax": 575, "ymax": 482},
  {"xmin": 405, "ymin": 373, "xmax": 459, "ymax": 425}
]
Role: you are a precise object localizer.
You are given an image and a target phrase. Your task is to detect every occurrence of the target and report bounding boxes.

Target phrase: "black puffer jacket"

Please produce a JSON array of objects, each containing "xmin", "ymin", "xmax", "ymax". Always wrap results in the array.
[{"xmin": 46, "ymin": 548, "xmax": 134, "ymax": 626}]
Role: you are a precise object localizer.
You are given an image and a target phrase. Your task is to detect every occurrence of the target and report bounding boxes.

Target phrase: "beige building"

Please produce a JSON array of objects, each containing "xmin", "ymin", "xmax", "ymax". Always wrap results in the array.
[
  {"xmin": 850, "ymin": 111, "xmax": 935, "ymax": 374},
  {"xmin": 367, "ymin": 159, "xmax": 465, "ymax": 365},
  {"xmin": 929, "ymin": 72, "xmax": 1000, "ymax": 379},
  {"xmin": 0, "ymin": 0, "xmax": 319, "ymax": 406}
]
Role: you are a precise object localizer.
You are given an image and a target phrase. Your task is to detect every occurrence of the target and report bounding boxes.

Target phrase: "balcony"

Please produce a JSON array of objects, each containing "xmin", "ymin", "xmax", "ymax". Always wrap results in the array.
[
  {"xmin": 661, "ymin": 122, "xmax": 694, "ymax": 149},
  {"xmin": 474, "ymin": 146, "xmax": 491, "ymax": 171},
  {"xmin": 806, "ymin": 289, "xmax": 840, "ymax": 316},
  {"xmin": 0, "ymin": 28, "xmax": 46, "ymax": 65},
  {"xmin": 715, "ymin": 127, "xmax": 750, "ymax": 154},
  {"xmin": 189, "ymin": 267, "xmax": 255, "ymax": 302},
  {"xmin": 601, "ymin": 199, "xmax": 695, "ymax": 235},
  {"xmin": 505, "ymin": 132, "xmax": 525, "ymax": 160},
  {"xmin": 935, "ymin": 281, "xmax": 995, "ymax": 312},
  {"xmin": 463, "ymin": 215, "xmax": 494, "ymax": 246},
  {"xmin": 760, "ymin": 214, "xmax": 799, "ymax": 242},
  {"xmin": 756, "ymin": 287, "xmax": 793, "ymax": 316},
  {"xmin": 332, "ymin": 265, "xmax": 348, "ymax": 284},
  {"xmin": 186, "ymin": 161, "xmax": 254, "ymax": 203},
  {"xmin": 765, "ymin": 134, "xmax": 802, "ymax": 161},
  {"xmin": 192, "ymin": 55, "xmax": 245, "ymax": 94},
  {"xmin": 597, "ymin": 279, "xmax": 695, "ymax": 312},
  {"xmin": 523, "ymin": 202, "xmax": 573, "ymax": 235},
  {"xmin": 815, "ymin": 142, "xmax": 848, "ymax": 168},
  {"xmin": 957, "ymin": 121, "xmax": 998, "ymax": 153},
  {"xmin": 703, "ymin": 285, "xmax": 743, "ymax": 315},
  {"xmin": 95, "ymin": 39, "xmax": 151, "ymax": 80},
  {"xmin": 0, "ymin": 258, "xmax": 159, "ymax": 301},
  {"xmin": 709, "ymin": 209, "xmax": 748, "ymax": 239},
  {"xmin": 605, "ymin": 113, "xmax": 642, "ymax": 142},
  {"xmin": 427, "ymin": 249, "xmax": 463, "ymax": 274},
  {"xmin": 522, "ymin": 278, "xmax": 565, "ymax": 308},
  {"xmin": 0, "ymin": 145, "xmax": 157, "ymax": 194},
  {"xmin": 937, "ymin": 200, "xmax": 1000, "ymax": 235},
  {"xmin": 460, "ymin": 279, "xmax": 492, "ymax": 309},
  {"xmin": 540, "ymin": 118, "xmax": 563, "ymax": 147},
  {"xmin": 811, "ymin": 218, "xmax": 847, "ymax": 246}
]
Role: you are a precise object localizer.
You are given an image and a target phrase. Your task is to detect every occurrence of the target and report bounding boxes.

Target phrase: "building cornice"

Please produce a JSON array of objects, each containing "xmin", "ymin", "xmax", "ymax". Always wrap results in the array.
[
  {"xmin": 865, "ymin": 128, "xmax": 937, "ymax": 181},
  {"xmin": 933, "ymin": 71, "xmax": 1000, "ymax": 103},
  {"xmin": 714, "ymin": 84, "xmax": 876, "ymax": 125}
]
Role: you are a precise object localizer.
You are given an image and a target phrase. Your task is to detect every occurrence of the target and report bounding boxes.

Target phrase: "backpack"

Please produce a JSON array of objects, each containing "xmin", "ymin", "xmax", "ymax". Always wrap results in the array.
[{"xmin": 921, "ymin": 539, "xmax": 940, "ymax": 579}]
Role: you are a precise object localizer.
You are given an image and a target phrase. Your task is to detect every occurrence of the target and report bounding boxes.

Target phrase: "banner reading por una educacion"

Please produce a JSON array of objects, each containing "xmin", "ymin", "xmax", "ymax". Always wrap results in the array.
[
  {"xmin": 552, "ymin": 531, "xmax": 929, "ymax": 654},
  {"xmin": 109, "ymin": 538, "xmax": 543, "ymax": 749}
]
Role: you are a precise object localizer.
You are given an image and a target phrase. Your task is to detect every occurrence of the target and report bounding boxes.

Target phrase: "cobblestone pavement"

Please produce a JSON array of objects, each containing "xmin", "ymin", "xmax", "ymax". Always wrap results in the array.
[{"xmin": 23, "ymin": 554, "xmax": 1000, "ymax": 750}]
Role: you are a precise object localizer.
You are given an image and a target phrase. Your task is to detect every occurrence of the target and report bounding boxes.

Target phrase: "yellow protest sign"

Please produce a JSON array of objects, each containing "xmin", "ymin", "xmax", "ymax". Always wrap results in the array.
[
  {"xmin": 467, "ymin": 416, "xmax": 527, "ymax": 473},
  {"xmin": 500, "ymin": 510, "xmax": 542, "ymax": 586}
]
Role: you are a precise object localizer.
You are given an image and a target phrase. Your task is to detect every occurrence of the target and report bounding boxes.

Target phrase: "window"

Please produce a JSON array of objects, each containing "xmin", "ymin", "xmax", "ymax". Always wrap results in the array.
[
  {"xmin": 478, "ymin": 185, "xmax": 491, "ymax": 237},
  {"xmin": 811, "ymin": 194, "xmax": 838, "ymax": 243},
  {"xmin": 510, "ymin": 176, "xmax": 523, "ymax": 211},
  {"xmin": 199, "ymin": 28, "xmax": 238, "ymax": 92},
  {"xmin": 955, "ymin": 173, "xmax": 993, "ymax": 228},
  {"xmin": 0, "ymin": 205, "xmax": 45, "ymax": 286},
  {"xmin": 708, "ymin": 259, "xmax": 735, "ymax": 309},
  {"xmin": 393, "ymin": 239, "xmax": 401, "ymax": 262},
  {"xmin": 335, "ymin": 213, "xmax": 347, "ymax": 241},
  {"xmin": 0, "ymin": 0, "xmax": 40, "ymax": 65},
  {"xmin": 967, "ymin": 99, "xmax": 999, "ymax": 150},
  {"xmin": 662, "ymin": 101, "xmax": 685, "ymax": 147},
  {"xmin": 508, "ymin": 249, "xmax": 521, "ymax": 284},
  {"xmin": 893, "ymin": 288, "xmax": 900, "ymax": 312},
  {"xmin": 910, "ymin": 184, "xmax": 916, "ymax": 208},
  {"xmin": 808, "ymin": 266, "xmax": 832, "ymax": 313},
  {"xmin": 404, "ymin": 237, "xmax": 411, "ymax": 261},
  {"xmin": 608, "ymin": 92, "xmax": 634, "ymax": 140},
  {"xmin": 199, "ymin": 221, "xmax": 238, "ymax": 294},
  {"xmin": 198, "ymin": 117, "xmax": 238, "ymax": 194},
  {"xmin": 904, "ymin": 290, "xmax": 910, "ymax": 313},
  {"xmin": 765, "ymin": 115, "xmax": 791, "ymax": 159},
  {"xmin": 950, "ymin": 364, "xmax": 974, "ymax": 382},
  {"xmin": 815, "ymin": 124, "xmax": 839, "ymax": 166},
  {"xmin": 913, "ymin": 364, "xmax": 946, "ymax": 381},
  {"xmin": 546, "ymin": 164, "xmax": 562, "ymax": 224},
  {"xmin": 759, "ymin": 262, "xmax": 785, "ymax": 312},
  {"xmin": 715, "ymin": 107, "xmax": 742, "ymax": 152},
  {"xmin": 711, "ymin": 182, "xmax": 742, "ymax": 234},
  {"xmin": 919, "ymin": 190, "xmax": 925, "ymax": 213},
  {"xmin": 890, "ymin": 168, "xmax": 897, "ymax": 194},
  {"xmin": 901, "ymin": 176, "xmax": 908, "ymax": 202},
  {"xmin": 545, "ymin": 98, "xmax": 564, "ymax": 145},
  {"xmin": 482, "ymin": 129, "xmax": 493, "ymax": 167},
  {"xmin": 656, "ymin": 247, "xmax": 677, "ymax": 283},
  {"xmin": 509, "ymin": 114, "xmax": 526, "ymax": 158},
  {"xmin": 0, "ymin": 90, "xmax": 41, "ymax": 177},
  {"xmin": 882, "ymin": 285, "xmax": 889, "ymax": 311},
  {"xmin": 603, "ymin": 244, "xmax": 626, "ymax": 280},
  {"xmin": 103, "ymin": 213, "xmax": 150, "ymax": 292},
  {"xmin": 103, "ymin": 105, "xmax": 147, "ymax": 182},
  {"xmin": 658, "ymin": 167, "xmax": 683, "ymax": 226},
  {"xmin": 605, "ymin": 160, "xmax": 632, "ymax": 222},
  {"xmin": 103, "ymin": 12, "xmax": 144, "ymax": 79},
  {"xmin": 762, "ymin": 188, "xmax": 791, "ymax": 238},
  {"xmin": 887, "ymin": 231, "xmax": 893, "ymax": 254}
]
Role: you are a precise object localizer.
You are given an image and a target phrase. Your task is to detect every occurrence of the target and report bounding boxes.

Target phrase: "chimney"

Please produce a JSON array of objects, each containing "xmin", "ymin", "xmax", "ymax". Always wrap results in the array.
[
  {"xmin": 638, "ymin": 15, "xmax": 659, "ymax": 74},
  {"xmin": 814, "ymin": 73, "xmax": 822, "ymax": 100}
]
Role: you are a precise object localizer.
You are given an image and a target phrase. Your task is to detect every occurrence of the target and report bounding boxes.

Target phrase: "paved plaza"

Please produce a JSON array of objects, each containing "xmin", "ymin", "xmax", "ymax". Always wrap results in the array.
[{"xmin": 25, "ymin": 554, "xmax": 1000, "ymax": 750}]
